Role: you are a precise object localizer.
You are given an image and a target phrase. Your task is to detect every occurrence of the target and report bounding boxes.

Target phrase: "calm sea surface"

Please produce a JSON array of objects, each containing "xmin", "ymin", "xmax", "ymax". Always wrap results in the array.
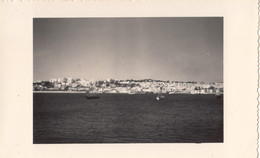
[{"xmin": 33, "ymin": 93, "xmax": 223, "ymax": 143}]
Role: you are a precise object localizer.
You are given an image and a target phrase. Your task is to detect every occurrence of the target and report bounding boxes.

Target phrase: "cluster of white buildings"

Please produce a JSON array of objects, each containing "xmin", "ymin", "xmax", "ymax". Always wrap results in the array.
[{"xmin": 33, "ymin": 78, "xmax": 223, "ymax": 94}]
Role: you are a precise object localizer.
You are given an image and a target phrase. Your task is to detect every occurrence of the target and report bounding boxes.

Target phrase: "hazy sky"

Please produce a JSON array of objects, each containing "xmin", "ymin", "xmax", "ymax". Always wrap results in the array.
[{"xmin": 33, "ymin": 17, "xmax": 223, "ymax": 82}]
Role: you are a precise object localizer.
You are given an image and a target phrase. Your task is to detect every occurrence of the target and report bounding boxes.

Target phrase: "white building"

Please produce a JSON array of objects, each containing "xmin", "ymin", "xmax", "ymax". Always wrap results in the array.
[
  {"xmin": 67, "ymin": 78, "xmax": 72, "ymax": 84},
  {"xmin": 50, "ymin": 78, "xmax": 57, "ymax": 83}
]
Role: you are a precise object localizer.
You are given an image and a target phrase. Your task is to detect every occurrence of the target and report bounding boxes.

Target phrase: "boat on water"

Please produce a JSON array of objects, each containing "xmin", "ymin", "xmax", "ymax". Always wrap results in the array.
[
  {"xmin": 215, "ymin": 93, "xmax": 223, "ymax": 99},
  {"xmin": 156, "ymin": 94, "xmax": 165, "ymax": 100},
  {"xmin": 86, "ymin": 91, "xmax": 99, "ymax": 99},
  {"xmin": 86, "ymin": 95, "xmax": 99, "ymax": 99}
]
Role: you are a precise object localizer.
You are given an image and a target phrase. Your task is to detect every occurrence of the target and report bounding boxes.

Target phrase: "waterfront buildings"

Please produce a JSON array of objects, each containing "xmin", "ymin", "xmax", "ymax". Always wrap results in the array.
[{"xmin": 33, "ymin": 78, "xmax": 223, "ymax": 94}]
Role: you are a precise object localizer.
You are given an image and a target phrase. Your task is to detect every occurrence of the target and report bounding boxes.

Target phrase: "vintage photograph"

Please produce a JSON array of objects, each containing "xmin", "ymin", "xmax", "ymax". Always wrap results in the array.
[{"xmin": 33, "ymin": 17, "xmax": 223, "ymax": 143}]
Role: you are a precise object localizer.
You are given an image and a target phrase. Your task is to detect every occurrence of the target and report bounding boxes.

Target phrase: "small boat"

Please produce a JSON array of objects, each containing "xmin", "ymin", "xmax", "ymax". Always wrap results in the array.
[
  {"xmin": 86, "ymin": 91, "xmax": 99, "ymax": 99},
  {"xmin": 86, "ymin": 95, "xmax": 99, "ymax": 99},
  {"xmin": 156, "ymin": 94, "xmax": 165, "ymax": 101},
  {"xmin": 215, "ymin": 93, "xmax": 223, "ymax": 99}
]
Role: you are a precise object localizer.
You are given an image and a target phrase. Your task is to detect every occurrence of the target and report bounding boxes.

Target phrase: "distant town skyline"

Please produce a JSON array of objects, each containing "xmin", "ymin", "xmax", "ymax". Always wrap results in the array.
[
  {"xmin": 35, "ymin": 77, "xmax": 222, "ymax": 84},
  {"xmin": 33, "ymin": 17, "xmax": 223, "ymax": 82}
]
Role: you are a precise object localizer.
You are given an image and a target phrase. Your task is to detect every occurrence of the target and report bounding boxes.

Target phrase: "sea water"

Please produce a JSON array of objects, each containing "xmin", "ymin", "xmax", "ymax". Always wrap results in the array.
[{"xmin": 33, "ymin": 93, "xmax": 223, "ymax": 143}]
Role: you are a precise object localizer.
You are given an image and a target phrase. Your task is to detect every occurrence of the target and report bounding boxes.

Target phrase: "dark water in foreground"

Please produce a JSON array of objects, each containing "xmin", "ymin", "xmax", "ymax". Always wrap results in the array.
[{"xmin": 33, "ymin": 93, "xmax": 223, "ymax": 143}]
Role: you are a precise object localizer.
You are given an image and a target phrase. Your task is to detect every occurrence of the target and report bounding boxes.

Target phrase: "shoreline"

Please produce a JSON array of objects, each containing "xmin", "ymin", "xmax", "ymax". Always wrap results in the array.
[
  {"xmin": 33, "ymin": 91, "xmax": 220, "ymax": 95},
  {"xmin": 33, "ymin": 91, "xmax": 86, "ymax": 93}
]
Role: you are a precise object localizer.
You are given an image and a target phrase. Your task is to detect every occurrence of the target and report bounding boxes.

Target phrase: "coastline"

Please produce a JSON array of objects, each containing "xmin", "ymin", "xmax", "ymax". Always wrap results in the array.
[
  {"xmin": 33, "ymin": 91, "xmax": 86, "ymax": 93},
  {"xmin": 33, "ymin": 91, "xmax": 220, "ymax": 95}
]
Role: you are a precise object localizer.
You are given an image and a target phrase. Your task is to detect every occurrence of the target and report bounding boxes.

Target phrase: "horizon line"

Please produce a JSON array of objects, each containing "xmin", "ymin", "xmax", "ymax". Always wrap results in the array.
[{"xmin": 33, "ymin": 78, "xmax": 223, "ymax": 83}]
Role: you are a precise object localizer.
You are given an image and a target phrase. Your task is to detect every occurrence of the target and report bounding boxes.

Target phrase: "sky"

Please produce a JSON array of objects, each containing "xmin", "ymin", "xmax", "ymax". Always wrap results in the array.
[{"xmin": 33, "ymin": 17, "xmax": 223, "ymax": 83}]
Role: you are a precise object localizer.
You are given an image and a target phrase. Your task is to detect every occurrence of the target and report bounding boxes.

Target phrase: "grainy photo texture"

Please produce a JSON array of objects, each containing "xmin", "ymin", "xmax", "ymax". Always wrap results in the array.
[{"xmin": 33, "ymin": 18, "xmax": 223, "ymax": 143}]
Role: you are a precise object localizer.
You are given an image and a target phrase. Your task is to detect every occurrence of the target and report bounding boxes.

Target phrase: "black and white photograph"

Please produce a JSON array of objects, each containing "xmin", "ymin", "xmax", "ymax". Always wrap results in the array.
[{"xmin": 33, "ymin": 17, "xmax": 223, "ymax": 143}]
